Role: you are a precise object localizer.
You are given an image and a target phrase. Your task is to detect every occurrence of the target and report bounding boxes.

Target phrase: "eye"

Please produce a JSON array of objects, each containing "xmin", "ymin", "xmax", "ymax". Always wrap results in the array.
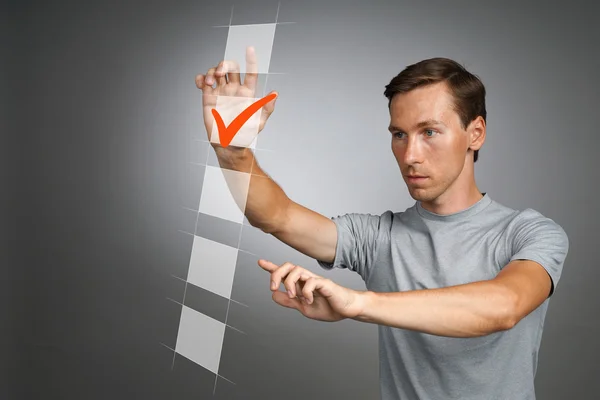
[
  {"xmin": 393, "ymin": 132, "xmax": 406, "ymax": 139},
  {"xmin": 424, "ymin": 129, "xmax": 437, "ymax": 137}
]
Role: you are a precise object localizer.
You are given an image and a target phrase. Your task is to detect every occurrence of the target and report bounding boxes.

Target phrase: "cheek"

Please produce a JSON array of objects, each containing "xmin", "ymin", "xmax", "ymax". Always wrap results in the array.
[
  {"xmin": 390, "ymin": 142, "xmax": 403, "ymax": 159},
  {"xmin": 434, "ymin": 135, "xmax": 464, "ymax": 158},
  {"xmin": 427, "ymin": 140, "xmax": 463, "ymax": 177}
]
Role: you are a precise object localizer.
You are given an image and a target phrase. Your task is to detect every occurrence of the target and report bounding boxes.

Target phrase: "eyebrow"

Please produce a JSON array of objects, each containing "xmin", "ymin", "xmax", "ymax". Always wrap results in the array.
[{"xmin": 388, "ymin": 119, "xmax": 446, "ymax": 132}]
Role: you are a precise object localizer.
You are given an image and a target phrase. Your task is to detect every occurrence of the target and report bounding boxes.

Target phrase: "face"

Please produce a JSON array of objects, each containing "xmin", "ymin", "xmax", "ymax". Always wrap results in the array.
[{"xmin": 388, "ymin": 82, "xmax": 483, "ymax": 204}]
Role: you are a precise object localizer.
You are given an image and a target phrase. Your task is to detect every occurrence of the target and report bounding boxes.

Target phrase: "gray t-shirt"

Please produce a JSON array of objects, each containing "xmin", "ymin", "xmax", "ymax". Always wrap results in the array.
[{"xmin": 317, "ymin": 193, "xmax": 569, "ymax": 400}]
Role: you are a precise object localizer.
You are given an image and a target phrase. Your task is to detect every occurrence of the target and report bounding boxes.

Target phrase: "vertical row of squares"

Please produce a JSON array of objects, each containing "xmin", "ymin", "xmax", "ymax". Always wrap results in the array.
[
  {"xmin": 176, "ymin": 166, "xmax": 245, "ymax": 374},
  {"xmin": 173, "ymin": 21, "xmax": 278, "ymax": 381}
]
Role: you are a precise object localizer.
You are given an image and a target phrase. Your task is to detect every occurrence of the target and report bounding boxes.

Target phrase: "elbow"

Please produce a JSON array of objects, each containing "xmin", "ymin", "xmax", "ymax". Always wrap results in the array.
[
  {"xmin": 248, "ymin": 202, "xmax": 290, "ymax": 235},
  {"xmin": 498, "ymin": 314, "xmax": 518, "ymax": 332},
  {"xmin": 261, "ymin": 199, "xmax": 293, "ymax": 235},
  {"xmin": 495, "ymin": 289, "xmax": 521, "ymax": 332}
]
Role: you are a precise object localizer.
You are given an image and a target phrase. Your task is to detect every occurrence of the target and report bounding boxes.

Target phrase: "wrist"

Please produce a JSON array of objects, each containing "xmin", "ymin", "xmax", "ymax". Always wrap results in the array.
[
  {"xmin": 214, "ymin": 145, "xmax": 254, "ymax": 172},
  {"xmin": 352, "ymin": 290, "xmax": 376, "ymax": 322}
]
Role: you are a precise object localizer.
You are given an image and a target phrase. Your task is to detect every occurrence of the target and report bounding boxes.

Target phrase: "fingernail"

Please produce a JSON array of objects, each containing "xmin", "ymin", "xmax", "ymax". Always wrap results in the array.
[{"xmin": 271, "ymin": 281, "xmax": 276, "ymax": 290}]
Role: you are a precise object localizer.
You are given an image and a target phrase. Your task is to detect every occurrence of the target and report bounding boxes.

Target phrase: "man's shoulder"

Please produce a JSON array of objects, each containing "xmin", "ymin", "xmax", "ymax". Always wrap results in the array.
[
  {"xmin": 484, "ymin": 198, "xmax": 561, "ymax": 228},
  {"xmin": 492, "ymin": 203, "xmax": 569, "ymax": 253},
  {"xmin": 500, "ymin": 204, "xmax": 565, "ymax": 233}
]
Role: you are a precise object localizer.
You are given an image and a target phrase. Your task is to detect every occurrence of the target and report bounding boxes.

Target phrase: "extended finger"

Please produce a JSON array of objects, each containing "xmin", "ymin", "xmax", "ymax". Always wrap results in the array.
[
  {"xmin": 216, "ymin": 60, "xmax": 241, "ymax": 85},
  {"xmin": 257, "ymin": 259, "xmax": 281, "ymax": 274},
  {"xmin": 244, "ymin": 46, "xmax": 258, "ymax": 91}
]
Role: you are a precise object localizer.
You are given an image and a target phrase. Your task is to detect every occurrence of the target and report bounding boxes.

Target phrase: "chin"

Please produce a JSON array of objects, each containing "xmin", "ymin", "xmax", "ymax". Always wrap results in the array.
[
  {"xmin": 407, "ymin": 188, "xmax": 428, "ymax": 201},
  {"xmin": 407, "ymin": 187, "xmax": 441, "ymax": 203}
]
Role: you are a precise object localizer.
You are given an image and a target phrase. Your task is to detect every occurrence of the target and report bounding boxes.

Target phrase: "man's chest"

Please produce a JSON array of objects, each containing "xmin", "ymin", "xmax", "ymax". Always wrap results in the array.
[{"xmin": 366, "ymin": 223, "xmax": 513, "ymax": 292}]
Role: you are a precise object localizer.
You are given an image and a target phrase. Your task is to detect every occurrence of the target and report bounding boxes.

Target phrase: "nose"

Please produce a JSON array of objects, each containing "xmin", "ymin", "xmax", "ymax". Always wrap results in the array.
[{"xmin": 402, "ymin": 136, "xmax": 424, "ymax": 165}]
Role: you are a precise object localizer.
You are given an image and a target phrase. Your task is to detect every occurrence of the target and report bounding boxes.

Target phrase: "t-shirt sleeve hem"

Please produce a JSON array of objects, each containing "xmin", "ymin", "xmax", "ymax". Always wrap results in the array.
[
  {"xmin": 316, "ymin": 216, "xmax": 347, "ymax": 271},
  {"xmin": 509, "ymin": 253, "xmax": 559, "ymax": 296}
]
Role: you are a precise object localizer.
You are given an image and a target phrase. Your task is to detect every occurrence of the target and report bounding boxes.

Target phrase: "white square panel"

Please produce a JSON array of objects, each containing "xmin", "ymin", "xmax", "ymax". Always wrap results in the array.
[
  {"xmin": 223, "ymin": 24, "xmax": 276, "ymax": 74},
  {"xmin": 187, "ymin": 235, "xmax": 238, "ymax": 299},
  {"xmin": 175, "ymin": 305, "xmax": 226, "ymax": 374},
  {"xmin": 198, "ymin": 165, "xmax": 251, "ymax": 224},
  {"xmin": 209, "ymin": 95, "xmax": 261, "ymax": 149}
]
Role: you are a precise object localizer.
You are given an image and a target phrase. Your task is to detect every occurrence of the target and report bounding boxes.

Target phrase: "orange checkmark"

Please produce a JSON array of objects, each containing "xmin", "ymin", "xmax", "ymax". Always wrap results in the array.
[{"xmin": 211, "ymin": 93, "xmax": 277, "ymax": 148}]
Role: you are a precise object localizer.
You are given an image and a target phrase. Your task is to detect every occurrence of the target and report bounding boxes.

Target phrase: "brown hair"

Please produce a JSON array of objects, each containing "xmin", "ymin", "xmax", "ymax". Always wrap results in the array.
[{"xmin": 383, "ymin": 58, "xmax": 486, "ymax": 163}]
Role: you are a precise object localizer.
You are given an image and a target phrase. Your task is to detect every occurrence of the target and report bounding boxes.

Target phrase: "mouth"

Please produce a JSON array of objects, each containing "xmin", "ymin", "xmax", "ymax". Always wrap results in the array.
[{"xmin": 406, "ymin": 175, "xmax": 428, "ymax": 183}]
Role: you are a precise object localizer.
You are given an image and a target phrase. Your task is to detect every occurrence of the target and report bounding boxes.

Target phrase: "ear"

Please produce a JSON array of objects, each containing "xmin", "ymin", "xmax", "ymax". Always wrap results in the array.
[{"xmin": 467, "ymin": 116, "xmax": 486, "ymax": 152}]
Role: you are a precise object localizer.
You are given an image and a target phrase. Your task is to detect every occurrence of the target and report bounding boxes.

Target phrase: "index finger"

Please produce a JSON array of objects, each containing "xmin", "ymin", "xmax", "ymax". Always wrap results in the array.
[
  {"xmin": 257, "ymin": 259, "xmax": 279, "ymax": 273},
  {"xmin": 244, "ymin": 46, "xmax": 258, "ymax": 91},
  {"xmin": 258, "ymin": 260, "xmax": 298, "ymax": 291}
]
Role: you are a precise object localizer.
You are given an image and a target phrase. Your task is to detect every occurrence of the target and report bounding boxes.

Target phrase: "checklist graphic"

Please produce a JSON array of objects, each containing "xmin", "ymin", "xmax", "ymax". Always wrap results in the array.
[{"xmin": 164, "ymin": 3, "xmax": 291, "ymax": 397}]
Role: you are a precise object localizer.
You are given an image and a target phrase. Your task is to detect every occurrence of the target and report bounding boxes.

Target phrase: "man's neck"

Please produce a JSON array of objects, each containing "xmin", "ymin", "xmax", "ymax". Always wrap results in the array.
[{"xmin": 420, "ymin": 186, "xmax": 483, "ymax": 215}]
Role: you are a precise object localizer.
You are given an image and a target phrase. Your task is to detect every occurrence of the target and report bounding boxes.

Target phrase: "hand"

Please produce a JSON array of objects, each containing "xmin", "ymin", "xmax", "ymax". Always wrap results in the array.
[
  {"xmin": 257, "ymin": 259, "xmax": 365, "ymax": 322},
  {"xmin": 195, "ymin": 46, "xmax": 278, "ymax": 149}
]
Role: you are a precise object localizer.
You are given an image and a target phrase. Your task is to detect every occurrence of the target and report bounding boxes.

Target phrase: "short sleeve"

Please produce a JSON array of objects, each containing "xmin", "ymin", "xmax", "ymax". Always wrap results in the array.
[
  {"xmin": 509, "ymin": 209, "xmax": 570, "ymax": 296},
  {"xmin": 317, "ymin": 211, "xmax": 392, "ymax": 282}
]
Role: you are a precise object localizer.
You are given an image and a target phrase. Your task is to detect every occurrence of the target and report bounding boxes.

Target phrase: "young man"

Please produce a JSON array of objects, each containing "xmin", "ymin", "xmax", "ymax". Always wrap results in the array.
[{"xmin": 195, "ymin": 48, "xmax": 569, "ymax": 399}]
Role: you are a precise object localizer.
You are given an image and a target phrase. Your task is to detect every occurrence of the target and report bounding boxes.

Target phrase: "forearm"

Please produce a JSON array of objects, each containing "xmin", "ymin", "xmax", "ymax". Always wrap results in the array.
[
  {"xmin": 353, "ymin": 280, "xmax": 518, "ymax": 337},
  {"xmin": 214, "ymin": 146, "xmax": 290, "ymax": 234}
]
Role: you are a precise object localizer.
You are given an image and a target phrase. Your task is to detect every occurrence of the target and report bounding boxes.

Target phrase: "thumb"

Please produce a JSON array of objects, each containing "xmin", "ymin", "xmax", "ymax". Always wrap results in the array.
[{"xmin": 262, "ymin": 90, "xmax": 278, "ymax": 116}]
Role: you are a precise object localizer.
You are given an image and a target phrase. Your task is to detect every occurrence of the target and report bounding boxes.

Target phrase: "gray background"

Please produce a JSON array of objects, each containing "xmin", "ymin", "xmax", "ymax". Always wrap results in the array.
[{"xmin": 6, "ymin": 0, "xmax": 599, "ymax": 399}]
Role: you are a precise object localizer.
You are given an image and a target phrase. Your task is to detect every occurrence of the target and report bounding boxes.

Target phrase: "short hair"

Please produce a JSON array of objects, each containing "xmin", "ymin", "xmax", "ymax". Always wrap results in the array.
[{"xmin": 383, "ymin": 58, "xmax": 486, "ymax": 163}]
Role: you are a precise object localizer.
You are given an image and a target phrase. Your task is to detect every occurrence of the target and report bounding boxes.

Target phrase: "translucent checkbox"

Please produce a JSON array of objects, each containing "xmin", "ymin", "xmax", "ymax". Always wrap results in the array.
[
  {"xmin": 209, "ymin": 95, "xmax": 261, "ymax": 149},
  {"xmin": 175, "ymin": 305, "xmax": 226, "ymax": 374},
  {"xmin": 198, "ymin": 165, "xmax": 251, "ymax": 224},
  {"xmin": 187, "ymin": 235, "xmax": 238, "ymax": 299},
  {"xmin": 224, "ymin": 24, "xmax": 276, "ymax": 74}
]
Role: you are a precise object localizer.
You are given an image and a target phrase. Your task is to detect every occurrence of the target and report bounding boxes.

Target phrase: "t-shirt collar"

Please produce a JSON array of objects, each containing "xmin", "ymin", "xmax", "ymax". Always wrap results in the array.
[{"xmin": 416, "ymin": 192, "xmax": 492, "ymax": 222}]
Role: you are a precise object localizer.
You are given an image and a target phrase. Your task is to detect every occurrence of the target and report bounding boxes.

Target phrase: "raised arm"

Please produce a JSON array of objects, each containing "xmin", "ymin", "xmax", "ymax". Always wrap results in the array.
[{"xmin": 195, "ymin": 47, "xmax": 337, "ymax": 263}]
